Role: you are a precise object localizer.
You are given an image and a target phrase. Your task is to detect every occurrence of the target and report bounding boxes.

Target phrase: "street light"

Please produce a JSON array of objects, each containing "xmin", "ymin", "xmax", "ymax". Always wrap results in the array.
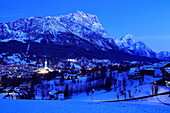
[{"xmin": 91, "ymin": 89, "xmax": 94, "ymax": 102}]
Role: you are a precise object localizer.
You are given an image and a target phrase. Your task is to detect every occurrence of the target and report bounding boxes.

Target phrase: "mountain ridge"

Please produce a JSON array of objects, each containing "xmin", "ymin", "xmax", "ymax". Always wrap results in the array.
[
  {"xmin": 114, "ymin": 34, "xmax": 157, "ymax": 58},
  {"xmin": 114, "ymin": 33, "xmax": 169, "ymax": 60},
  {"xmin": 0, "ymin": 11, "xmax": 117, "ymax": 51},
  {"xmin": 0, "ymin": 11, "xmax": 166, "ymax": 62}
]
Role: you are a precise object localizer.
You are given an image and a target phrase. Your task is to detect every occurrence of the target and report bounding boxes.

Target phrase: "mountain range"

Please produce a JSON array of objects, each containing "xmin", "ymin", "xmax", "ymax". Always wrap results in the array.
[
  {"xmin": 114, "ymin": 34, "xmax": 170, "ymax": 60},
  {"xmin": 0, "ymin": 11, "xmax": 168, "ymax": 62}
]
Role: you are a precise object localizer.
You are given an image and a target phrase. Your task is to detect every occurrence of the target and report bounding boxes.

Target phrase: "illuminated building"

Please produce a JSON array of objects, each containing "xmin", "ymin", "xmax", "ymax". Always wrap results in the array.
[{"xmin": 35, "ymin": 60, "xmax": 54, "ymax": 74}]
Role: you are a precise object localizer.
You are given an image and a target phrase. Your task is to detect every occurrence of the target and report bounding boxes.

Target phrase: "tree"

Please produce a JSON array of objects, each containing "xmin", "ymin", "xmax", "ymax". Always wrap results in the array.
[
  {"xmin": 64, "ymin": 84, "xmax": 69, "ymax": 98},
  {"xmin": 85, "ymin": 82, "xmax": 90, "ymax": 96},
  {"xmin": 1, "ymin": 74, "xmax": 8, "ymax": 88},
  {"xmin": 30, "ymin": 81, "xmax": 35, "ymax": 94},
  {"xmin": 60, "ymin": 74, "xmax": 64, "ymax": 83},
  {"xmin": 80, "ymin": 80, "xmax": 83, "ymax": 93},
  {"xmin": 45, "ymin": 71, "xmax": 58, "ymax": 81},
  {"xmin": 81, "ymin": 66, "xmax": 86, "ymax": 76},
  {"xmin": 105, "ymin": 77, "xmax": 112, "ymax": 91},
  {"xmin": 118, "ymin": 65, "xmax": 125, "ymax": 73},
  {"xmin": 70, "ymin": 84, "xmax": 73, "ymax": 97},
  {"xmin": 41, "ymin": 83, "xmax": 45, "ymax": 100},
  {"xmin": 31, "ymin": 73, "xmax": 41, "ymax": 85}
]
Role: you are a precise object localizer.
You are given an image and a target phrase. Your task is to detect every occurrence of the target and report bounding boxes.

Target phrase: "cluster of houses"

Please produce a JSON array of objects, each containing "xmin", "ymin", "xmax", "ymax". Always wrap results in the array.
[
  {"xmin": 139, "ymin": 62, "xmax": 170, "ymax": 86},
  {"xmin": 0, "ymin": 82, "xmax": 35, "ymax": 99},
  {"xmin": 0, "ymin": 52, "xmax": 170, "ymax": 100}
]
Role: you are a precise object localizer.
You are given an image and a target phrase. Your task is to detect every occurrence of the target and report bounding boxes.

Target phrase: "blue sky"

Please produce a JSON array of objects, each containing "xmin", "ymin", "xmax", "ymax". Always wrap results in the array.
[{"xmin": 0, "ymin": 0, "xmax": 170, "ymax": 52}]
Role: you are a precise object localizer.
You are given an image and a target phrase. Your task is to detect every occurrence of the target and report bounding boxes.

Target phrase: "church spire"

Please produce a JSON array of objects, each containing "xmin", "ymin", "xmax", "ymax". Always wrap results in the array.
[{"xmin": 45, "ymin": 59, "xmax": 47, "ymax": 69}]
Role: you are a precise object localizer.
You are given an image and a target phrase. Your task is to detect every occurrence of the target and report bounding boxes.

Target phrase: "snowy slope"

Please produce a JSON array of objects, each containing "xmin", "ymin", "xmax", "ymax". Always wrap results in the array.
[
  {"xmin": 1, "ymin": 80, "xmax": 170, "ymax": 113},
  {"xmin": 114, "ymin": 34, "xmax": 157, "ymax": 58}
]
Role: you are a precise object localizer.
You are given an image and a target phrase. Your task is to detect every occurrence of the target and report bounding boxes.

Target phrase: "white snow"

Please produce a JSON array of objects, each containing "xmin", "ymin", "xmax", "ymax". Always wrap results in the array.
[
  {"xmin": 0, "ymin": 94, "xmax": 170, "ymax": 113},
  {"xmin": 1, "ymin": 37, "xmax": 27, "ymax": 43},
  {"xmin": 27, "ymin": 43, "xmax": 30, "ymax": 52},
  {"xmin": 157, "ymin": 51, "xmax": 170, "ymax": 59},
  {"xmin": 1, "ymin": 70, "xmax": 170, "ymax": 113},
  {"xmin": 165, "ymin": 69, "xmax": 170, "ymax": 74},
  {"xmin": 35, "ymin": 38, "xmax": 43, "ymax": 43},
  {"xmin": 1, "ymin": 38, "xmax": 13, "ymax": 42},
  {"xmin": 114, "ymin": 34, "xmax": 156, "ymax": 58}
]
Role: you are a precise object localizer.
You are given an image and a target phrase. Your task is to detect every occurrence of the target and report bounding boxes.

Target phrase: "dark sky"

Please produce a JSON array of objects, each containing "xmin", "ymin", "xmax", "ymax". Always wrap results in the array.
[{"xmin": 0, "ymin": 0, "xmax": 170, "ymax": 52}]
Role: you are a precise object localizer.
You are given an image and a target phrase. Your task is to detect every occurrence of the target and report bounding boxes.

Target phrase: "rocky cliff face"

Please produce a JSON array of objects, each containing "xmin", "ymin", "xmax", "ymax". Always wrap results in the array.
[
  {"xmin": 157, "ymin": 51, "xmax": 170, "ymax": 60},
  {"xmin": 0, "ymin": 11, "xmax": 117, "ymax": 51},
  {"xmin": 0, "ymin": 11, "xmax": 164, "ymax": 62},
  {"xmin": 114, "ymin": 34, "xmax": 157, "ymax": 58}
]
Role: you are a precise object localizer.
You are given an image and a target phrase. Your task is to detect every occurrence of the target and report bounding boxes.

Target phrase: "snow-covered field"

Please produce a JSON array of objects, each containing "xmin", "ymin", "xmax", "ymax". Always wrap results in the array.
[
  {"xmin": 1, "ymin": 72, "xmax": 170, "ymax": 113},
  {"xmin": 1, "ymin": 84, "xmax": 170, "ymax": 113},
  {"xmin": 0, "ymin": 98, "xmax": 170, "ymax": 113}
]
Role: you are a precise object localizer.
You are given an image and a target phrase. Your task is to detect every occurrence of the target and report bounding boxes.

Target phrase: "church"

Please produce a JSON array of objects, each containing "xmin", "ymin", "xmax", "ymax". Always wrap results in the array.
[{"xmin": 35, "ymin": 60, "xmax": 54, "ymax": 74}]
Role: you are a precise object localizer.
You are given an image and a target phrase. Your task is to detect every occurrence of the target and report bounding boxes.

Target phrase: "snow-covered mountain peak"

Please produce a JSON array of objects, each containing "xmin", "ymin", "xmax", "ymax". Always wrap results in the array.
[
  {"xmin": 116, "ymin": 34, "xmax": 136, "ymax": 50},
  {"xmin": 136, "ymin": 41, "xmax": 146, "ymax": 47},
  {"xmin": 68, "ymin": 11, "xmax": 104, "ymax": 32},
  {"xmin": 121, "ymin": 34, "xmax": 136, "ymax": 44},
  {"xmin": 0, "ymin": 11, "xmax": 117, "ymax": 51},
  {"xmin": 157, "ymin": 51, "xmax": 170, "ymax": 60},
  {"xmin": 160, "ymin": 51, "xmax": 170, "ymax": 56},
  {"xmin": 73, "ymin": 11, "xmax": 99, "ymax": 23},
  {"xmin": 114, "ymin": 34, "xmax": 157, "ymax": 58}
]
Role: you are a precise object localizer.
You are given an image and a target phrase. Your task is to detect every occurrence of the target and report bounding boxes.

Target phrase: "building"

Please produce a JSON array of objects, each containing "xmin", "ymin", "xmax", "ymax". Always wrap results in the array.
[
  {"xmin": 49, "ymin": 90, "xmax": 64, "ymax": 100},
  {"xmin": 35, "ymin": 60, "xmax": 54, "ymax": 74},
  {"xmin": 154, "ymin": 68, "xmax": 162, "ymax": 77},
  {"xmin": 162, "ymin": 63, "xmax": 170, "ymax": 79},
  {"xmin": 162, "ymin": 63, "xmax": 170, "ymax": 86}
]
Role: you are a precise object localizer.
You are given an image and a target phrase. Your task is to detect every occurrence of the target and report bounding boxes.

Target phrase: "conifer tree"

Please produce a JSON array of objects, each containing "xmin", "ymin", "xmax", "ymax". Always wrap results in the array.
[
  {"xmin": 64, "ymin": 84, "xmax": 69, "ymax": 98},
  {"xmin": 105, "ymin": 77, "xmax": 112, "ymax": 91}
]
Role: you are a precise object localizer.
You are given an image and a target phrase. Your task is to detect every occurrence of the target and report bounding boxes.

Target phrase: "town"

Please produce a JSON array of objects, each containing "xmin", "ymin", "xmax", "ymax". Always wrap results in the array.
[{"xmin": 0, "ymin": 52, "xmax": 169, "ymax": 101}]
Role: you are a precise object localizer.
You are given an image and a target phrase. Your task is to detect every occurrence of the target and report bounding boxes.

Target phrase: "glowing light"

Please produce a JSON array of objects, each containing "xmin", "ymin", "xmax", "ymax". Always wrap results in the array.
[
  {"xmin": 67, "ymin": 59, "xmax": 77, "ymax": 62},
  {"xmin": 34, "ymin": 60, "xmax": 54, "ymax": 74}
]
